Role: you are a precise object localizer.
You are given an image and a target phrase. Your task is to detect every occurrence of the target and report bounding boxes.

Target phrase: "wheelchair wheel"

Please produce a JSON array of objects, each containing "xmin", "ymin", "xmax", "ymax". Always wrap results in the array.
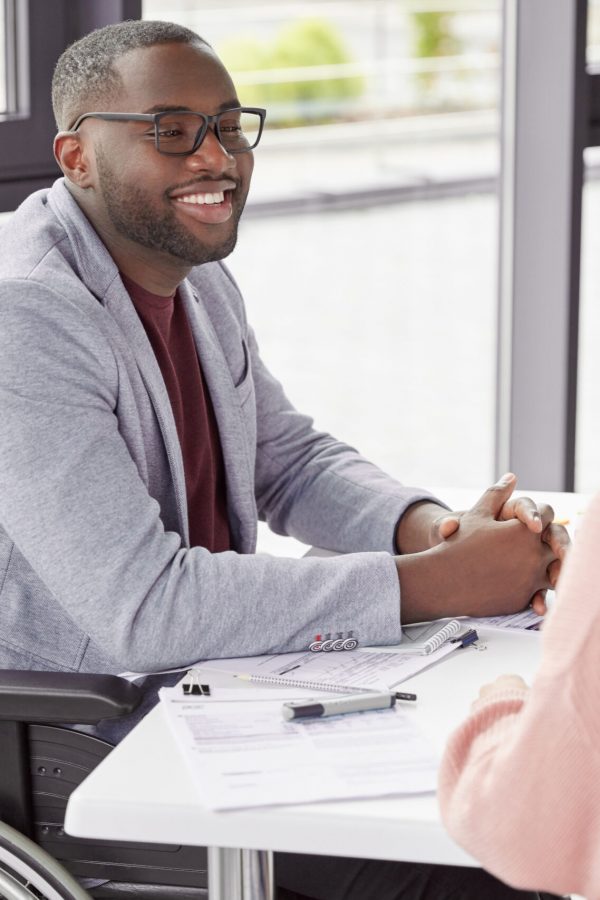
[{"xmin": 0, "ymin": 822, "xmax": 91, "ymax": 900}]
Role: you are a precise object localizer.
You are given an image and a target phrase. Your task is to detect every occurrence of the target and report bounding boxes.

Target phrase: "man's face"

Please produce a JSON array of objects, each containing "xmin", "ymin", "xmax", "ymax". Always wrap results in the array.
[{"xmin": 87, "ymin": 42, "xmax": 254, "ymax": 266}]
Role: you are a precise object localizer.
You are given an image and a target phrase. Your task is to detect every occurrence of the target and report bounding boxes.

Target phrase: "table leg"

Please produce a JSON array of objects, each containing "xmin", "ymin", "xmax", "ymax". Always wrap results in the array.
[{"xmin": 208, "ymin": 846, "xmax": 275, "ymax": 899}]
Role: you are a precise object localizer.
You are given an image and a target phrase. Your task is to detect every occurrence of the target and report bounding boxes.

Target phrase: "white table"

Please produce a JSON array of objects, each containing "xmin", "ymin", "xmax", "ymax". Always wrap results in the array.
[
  {"xmin": 65, "ymin": 626, "xmax": 543, "ymax": 900},
  {"xmin": 66, "ymin": 487, "xmax": 586, "ymax": 899}
]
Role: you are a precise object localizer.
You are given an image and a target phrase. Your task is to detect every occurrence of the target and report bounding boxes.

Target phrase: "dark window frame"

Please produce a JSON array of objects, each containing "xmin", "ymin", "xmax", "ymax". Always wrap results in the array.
[{"xmin": 0, "ymin": 0, "xmax": 141, "ymax": 212}]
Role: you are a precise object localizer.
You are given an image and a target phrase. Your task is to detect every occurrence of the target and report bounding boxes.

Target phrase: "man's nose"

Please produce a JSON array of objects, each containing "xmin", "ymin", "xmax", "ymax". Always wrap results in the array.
[{"xmin": 184, "ymin": 126, "xmax": 236, "ymax": 172}]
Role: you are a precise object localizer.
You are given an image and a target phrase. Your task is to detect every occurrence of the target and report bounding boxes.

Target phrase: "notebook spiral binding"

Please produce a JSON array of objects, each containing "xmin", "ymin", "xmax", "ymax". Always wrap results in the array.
[{"xmin": 420, "ymin": 619, "xmax": 462, "ymax": 654}]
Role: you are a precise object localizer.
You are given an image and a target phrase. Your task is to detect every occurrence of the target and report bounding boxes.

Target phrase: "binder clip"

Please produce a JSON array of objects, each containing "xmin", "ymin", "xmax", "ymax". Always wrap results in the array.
[
  {"xmin": 452, "ymin": 629, "xmax": 486, "ymax": 651},
  {"xmin": 182, "ymin": 670, "xmax": 211, "ymax": 696}
]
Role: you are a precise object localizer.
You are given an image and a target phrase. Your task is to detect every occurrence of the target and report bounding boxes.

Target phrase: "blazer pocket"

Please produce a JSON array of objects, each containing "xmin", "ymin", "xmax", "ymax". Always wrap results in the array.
[
  {"xmin": 233, "ymin": 343, "xmax": 256, "ymax": 457},
  {"xmin": 233, "ymin": 339, "xmax": 254, "ymax": 406}
]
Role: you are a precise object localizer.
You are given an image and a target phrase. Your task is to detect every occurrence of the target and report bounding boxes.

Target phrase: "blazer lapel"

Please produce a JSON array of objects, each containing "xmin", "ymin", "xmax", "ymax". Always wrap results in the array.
[
  {"xmin": 47, "ymin": 181, "xmax": 190, "ymax": 545},
  {"xmin": 103, "ymin": 280, "xmax": 190, "ymax": 545}
]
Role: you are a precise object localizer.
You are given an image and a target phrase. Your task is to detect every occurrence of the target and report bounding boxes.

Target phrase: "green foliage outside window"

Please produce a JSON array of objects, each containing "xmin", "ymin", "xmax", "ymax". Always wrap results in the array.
[
  {"xmin": 411, "ymin": 12, "xmax": 461, "ymax": 59},
  {"xmin": 410, "ymin": 11, "xmax": 462, "ymax": 99},
  {"xmin": 218, "ymin": 18, "xmax": 363, "ymax": 124}
]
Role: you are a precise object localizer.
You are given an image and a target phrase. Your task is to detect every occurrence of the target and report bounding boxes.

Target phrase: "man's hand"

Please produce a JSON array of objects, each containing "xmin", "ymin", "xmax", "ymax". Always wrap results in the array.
[
  {"xmin": 395, "ymin": 476, "xmax": 558, "ymax": 623},
  {"xmin": 397, "ymin": 473, "xmax": 570, "ymax": 615}
]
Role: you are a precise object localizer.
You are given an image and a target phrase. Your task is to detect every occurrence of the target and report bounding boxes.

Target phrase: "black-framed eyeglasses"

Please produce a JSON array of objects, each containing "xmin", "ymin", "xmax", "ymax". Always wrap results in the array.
[{"xmin": 68, "ymin": 107, "xmax": 267, "ymax": 155}]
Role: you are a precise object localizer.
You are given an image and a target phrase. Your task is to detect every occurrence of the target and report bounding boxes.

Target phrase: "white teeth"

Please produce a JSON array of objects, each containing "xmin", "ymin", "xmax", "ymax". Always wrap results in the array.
[{"xmin": 177, "ymin": 191, "xmax": 225, "ymax": 205}]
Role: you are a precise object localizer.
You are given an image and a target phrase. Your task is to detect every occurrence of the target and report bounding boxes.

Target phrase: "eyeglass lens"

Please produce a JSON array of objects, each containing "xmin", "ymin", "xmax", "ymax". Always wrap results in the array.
[{"xmin": 156, "ymin": 110, "xmax": 261, "ymax": 154}]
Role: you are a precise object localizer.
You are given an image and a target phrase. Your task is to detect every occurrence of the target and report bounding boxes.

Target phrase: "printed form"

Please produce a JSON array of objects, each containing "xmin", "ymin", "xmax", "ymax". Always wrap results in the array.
[
  {"xmin": 463, "ymin": 609, "xmax": 544, "ymax": 631},
  {"xmin": 196, "ymin": 644, "xmax": 458, "ymax": 693},
  {"xmin": 159, "ymin": 688, "xmax": 438, "ymax": 811}
]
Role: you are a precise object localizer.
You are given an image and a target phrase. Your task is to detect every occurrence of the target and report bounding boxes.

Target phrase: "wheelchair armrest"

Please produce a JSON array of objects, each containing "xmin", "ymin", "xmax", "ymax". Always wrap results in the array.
[{"xmin": 0, "ymin": 670, "xmax": 142, "ymax": 723}]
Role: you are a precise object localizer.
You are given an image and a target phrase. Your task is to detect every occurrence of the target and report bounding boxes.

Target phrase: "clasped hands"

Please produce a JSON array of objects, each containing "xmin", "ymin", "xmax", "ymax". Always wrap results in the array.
[{"xmin": 395, "ymin": 472, "xmax": 570, "ymax": 623}]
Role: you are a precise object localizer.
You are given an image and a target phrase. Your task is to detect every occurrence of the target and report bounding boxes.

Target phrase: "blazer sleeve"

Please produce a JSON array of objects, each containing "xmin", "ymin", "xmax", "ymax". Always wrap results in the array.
[
  {"xmin": 0, "ymin": 279, "xmax": 407, "ymax": 671},
  {"xmin": 437, "ymin": 492, "xmax": 600, "ymax": 900}
]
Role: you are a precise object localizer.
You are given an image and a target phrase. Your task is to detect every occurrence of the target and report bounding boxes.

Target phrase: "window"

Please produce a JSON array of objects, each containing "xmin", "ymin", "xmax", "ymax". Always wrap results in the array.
[
  {"xmin": 576, "ymin": 0, "xmax": 600, "ymax": 491},
  {"xmin": 0, "ymin": 0, "xmax": 28, "ymax": 121},
  {"xmin": 0, "ymin": 0, "xmax": 6, "ymax": 115},
  {"xmin": 0, "ymin": 0, "xmax": 55, "ymax": 210},
  {"xmin": 144, "ymin": 0, "xmax": 502, "ymax": 490},
  {"xmin": 0, "ymin": 0, "xmax": 143, "ymax": 213}
]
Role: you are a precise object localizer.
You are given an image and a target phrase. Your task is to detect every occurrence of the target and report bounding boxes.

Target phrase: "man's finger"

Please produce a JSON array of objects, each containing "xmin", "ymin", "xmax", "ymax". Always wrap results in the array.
[
  {"xmin": 542, "ymin": 523, "xmax": 570, "ymax": 561},
  {"xmin": 471, "ymin": 472, "xmax": 517, "ymax": 519},
  {"xmin": 531, "ymin": 591, "xmax": 547, "ymax": 616},
  {"xmin": 499, "ymin": 496, "xmax": 543, "ymax": 533},
  {"xmin": 547, "ymin": 558, "xmax": 561, "ymax": 588},
  {"xmin": 536, "ymin": 502, "xmax": 555, "ymax": 530}
]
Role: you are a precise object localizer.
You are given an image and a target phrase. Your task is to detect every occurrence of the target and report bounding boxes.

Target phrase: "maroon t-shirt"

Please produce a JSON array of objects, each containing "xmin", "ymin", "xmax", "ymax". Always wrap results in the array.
[{"xmin": 122, "ymin": 274, "xmax": 231, "ymax": 552}]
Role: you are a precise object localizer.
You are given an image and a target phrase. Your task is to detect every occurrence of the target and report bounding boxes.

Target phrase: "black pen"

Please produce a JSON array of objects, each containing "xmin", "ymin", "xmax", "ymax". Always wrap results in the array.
[
  {"xmin": 451, "ymin": 628, "xmax": 479, "ymax": 648},
  {"xmin": 282, "ymin": 690, "xmax": 416, "ymax": 721}
]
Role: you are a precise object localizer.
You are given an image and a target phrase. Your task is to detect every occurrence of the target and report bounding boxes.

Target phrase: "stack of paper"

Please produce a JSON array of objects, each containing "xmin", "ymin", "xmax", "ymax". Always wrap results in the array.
[
  {"xmin": 196, "ymin": 644, "xmax": 459, "ymax": 694},
  {"xmin": 159, "ymin": 687, "xmax": 438, "ymax": 811}
]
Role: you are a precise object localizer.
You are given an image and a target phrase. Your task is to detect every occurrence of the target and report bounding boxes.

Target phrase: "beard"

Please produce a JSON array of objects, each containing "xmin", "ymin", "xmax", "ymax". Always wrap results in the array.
[{"xmin": 94, "ymin": 146, "xmax": 246, "ymax": 265}]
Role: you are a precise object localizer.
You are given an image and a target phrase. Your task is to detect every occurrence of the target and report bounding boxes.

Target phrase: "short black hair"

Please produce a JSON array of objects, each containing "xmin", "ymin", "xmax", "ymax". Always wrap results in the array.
[{"xmin": 52, "ymin": 19, "xmax": 211, "ymax": 131}]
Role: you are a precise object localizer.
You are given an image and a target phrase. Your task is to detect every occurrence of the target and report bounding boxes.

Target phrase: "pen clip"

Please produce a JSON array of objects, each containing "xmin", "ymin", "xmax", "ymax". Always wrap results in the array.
[{"xmin": 452, "ymin": 629, "xmax": 486, "ymax": 651}]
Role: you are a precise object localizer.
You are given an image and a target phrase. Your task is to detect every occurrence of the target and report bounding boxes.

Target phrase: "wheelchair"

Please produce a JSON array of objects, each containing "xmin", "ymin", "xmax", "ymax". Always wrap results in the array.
[{"xmin": 0, "ymin": 670, "xmax": 208, "ymax": 899}]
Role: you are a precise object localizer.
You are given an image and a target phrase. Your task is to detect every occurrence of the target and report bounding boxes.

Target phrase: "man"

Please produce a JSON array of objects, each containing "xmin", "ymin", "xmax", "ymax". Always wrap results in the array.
[{"xmin": 0, "ymin": 19, "xmax": 565, "ymax": 900}]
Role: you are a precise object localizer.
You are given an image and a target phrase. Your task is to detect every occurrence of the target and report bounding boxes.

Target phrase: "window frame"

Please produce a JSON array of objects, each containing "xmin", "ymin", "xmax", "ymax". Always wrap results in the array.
[
  {"xmin": 0, "ymin": 0, "xmax": 141, "ymax": 212},
  {"xmin": 496, "ymin": 0, "xmax": 589, "ymax": 490}
]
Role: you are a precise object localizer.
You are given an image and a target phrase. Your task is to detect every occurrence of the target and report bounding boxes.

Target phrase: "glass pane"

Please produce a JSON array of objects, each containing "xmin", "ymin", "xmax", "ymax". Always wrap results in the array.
[
  {"xmin": 576, "ymin": 0, "xmax": 600, "ymax": 491},
  {"xmin": 144, "ymin": 0, "xmax": 501, "ymax": 493},
  {"xmin": 577, "ymin": 167, "xmax": 600, "ymax": 492},
  {"xmin": 588, "ymin": 0, "xmax": 600, "ymax": 65},
  {"xmin": 0, "ymin": 0, "xmax": 6, "ymax": 115}
]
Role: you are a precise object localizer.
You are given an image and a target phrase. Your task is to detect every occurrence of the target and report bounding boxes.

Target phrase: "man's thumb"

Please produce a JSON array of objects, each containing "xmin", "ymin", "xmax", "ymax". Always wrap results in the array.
[
  {"xmin": 437, "ymin": 516, "xmax": 460, "ymax": 539},
  {"xmin": 473, "ymin": 472, "xmax": 517, "ymax": 517}
]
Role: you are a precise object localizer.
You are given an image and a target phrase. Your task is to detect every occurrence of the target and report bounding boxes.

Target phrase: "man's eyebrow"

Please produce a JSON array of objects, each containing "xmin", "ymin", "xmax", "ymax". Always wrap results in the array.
[
  {"xmin": 142, "ymin": 100, "xmax": 241, "ymax": 115},
  {"xmin": 142, "ymin": 104, "xmax": 192, "ymax": 114}
]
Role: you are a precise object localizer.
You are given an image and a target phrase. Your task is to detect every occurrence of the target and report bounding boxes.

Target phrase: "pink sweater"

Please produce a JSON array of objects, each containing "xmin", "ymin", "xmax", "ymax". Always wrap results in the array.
[{"xmin": 438, "ymin": 492, "xmax": 600, "ymax": 899}]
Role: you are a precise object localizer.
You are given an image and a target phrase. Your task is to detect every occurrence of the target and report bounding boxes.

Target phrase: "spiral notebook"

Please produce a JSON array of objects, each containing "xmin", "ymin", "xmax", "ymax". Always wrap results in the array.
[
  {"xmin": 194, "ymin": 638, "xmax": 463, "ymax": 696},
  {"xmin": 398, "ymin": 618, "xmax": 462, "ymax": 655}
]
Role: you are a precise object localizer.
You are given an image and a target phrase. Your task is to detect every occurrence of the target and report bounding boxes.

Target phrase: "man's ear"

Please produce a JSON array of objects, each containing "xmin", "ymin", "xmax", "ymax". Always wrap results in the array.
[{"xmin": 53, "ymin": 132, "xmax": 94, "ymax": 188}]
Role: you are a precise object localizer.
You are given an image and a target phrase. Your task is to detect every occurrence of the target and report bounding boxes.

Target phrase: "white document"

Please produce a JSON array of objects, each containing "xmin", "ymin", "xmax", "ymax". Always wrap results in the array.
[
  {"xmin": 159, "ymin": 688, "xmax": 438, "ymax": 810},
  {"xmin": 180, "ymin": 686, "xmax": 331, "ymax": 701},
  {"xmin": 463, "ymin": 609, "xmax": 544, "ymax": 631},
  {"xmin": 196, "ymin": 644, "xmax": 459, "ymax": 693}
]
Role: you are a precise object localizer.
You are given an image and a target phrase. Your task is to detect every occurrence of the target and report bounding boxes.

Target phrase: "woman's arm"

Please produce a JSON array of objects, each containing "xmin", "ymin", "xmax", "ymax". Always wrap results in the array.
[{"xmin": 438, "ymin": 492, "xmax": 600, "ymax": 899}]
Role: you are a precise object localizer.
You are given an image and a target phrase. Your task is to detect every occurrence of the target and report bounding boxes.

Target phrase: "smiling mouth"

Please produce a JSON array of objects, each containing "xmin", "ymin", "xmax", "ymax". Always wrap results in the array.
[
  {"xmin": 171, "ymin": 187, "xmax": 235, "ymax": 225},
  {"xmin": 176, "ymin": 190, "xmax": 226, "ymax": 206}
]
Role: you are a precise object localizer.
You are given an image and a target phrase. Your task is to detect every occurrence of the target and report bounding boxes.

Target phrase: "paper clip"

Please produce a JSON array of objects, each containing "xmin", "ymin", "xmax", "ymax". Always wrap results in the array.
[{"xmin": 182, "ymin": 670, "xmax": 211, "ymax": 696}]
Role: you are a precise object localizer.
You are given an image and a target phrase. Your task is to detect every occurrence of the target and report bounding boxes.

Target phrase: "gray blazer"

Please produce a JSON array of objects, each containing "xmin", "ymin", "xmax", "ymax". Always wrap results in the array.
[{"xmin": 0, "ymin": 179, "xmax": 435, "ymax": 675}]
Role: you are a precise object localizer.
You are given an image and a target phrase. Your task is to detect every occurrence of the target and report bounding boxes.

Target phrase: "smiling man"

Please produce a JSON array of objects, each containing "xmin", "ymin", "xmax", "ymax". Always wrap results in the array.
[
  {"xmin": 57, "ymin": 38, "xmax": 254, "ymax": 280},
  {"xmin": 0, "ymin": 19, "xmax": 564, "ymax": 900}
]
